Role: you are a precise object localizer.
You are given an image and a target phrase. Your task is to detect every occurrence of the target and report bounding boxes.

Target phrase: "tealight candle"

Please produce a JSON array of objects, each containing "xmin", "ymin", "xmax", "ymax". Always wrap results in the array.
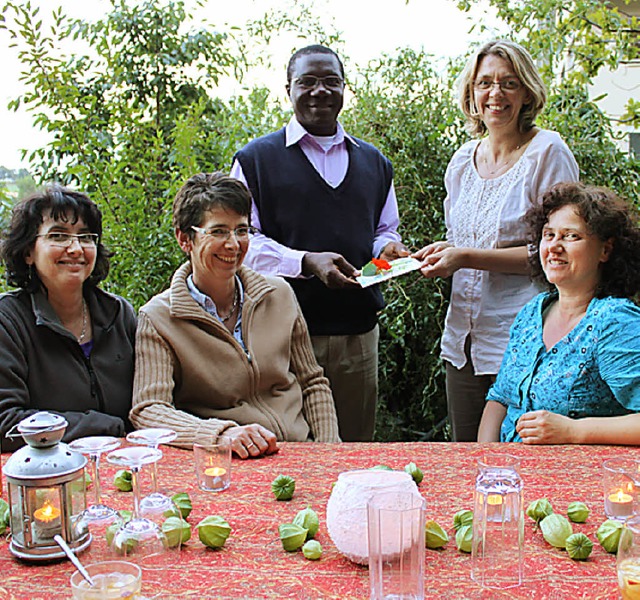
[
  {"xmin": 204, "ymin": 467, "xmax": 228, "ymax": 491},
  {"xmin": 485, "ymin": 493, "xmax": 505, "ymax": 522},
  {"xmin": 605, "ymin": 490, "xmax": 634, "ymax": 519},
  {"xmin": 194, "ymin": 440, "xmax": 231, "ymax": 492},
  {"xmin": 33, "ymin": 501, "xmax": 61, "ymax": 539}
]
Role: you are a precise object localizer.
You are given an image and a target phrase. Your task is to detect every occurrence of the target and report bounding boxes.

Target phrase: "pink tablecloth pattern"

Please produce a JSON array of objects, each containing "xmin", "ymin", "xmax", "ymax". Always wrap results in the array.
[{"xmin": 1, "ymin": 441, "xmax": 639, "ymax": 599}]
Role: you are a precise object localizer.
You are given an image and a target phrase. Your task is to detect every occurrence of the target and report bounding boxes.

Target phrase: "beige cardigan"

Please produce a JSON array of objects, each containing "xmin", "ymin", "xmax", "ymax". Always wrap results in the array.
[{"xmin": 130, "ymin": 263, "xmax": 340, "ymax": 447}]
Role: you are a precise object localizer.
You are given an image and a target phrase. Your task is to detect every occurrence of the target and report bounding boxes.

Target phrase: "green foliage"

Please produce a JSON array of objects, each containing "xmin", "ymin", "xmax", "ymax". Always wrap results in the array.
[
  {"xmin": 621, "ymin": 98, "xmax": 640, "ymax": 129},
  {"xmin": 541, "ymin": 83, "xmax": 640, "ymax": 204},
  {"xmin": 0, "ymin": 0, "xmax": 242, "ymax": 306},
  {"xmin": 0, "ymin": 184, "xmax": 12, "ymax": 232},
  {"xmin": 241, "ymin": 2, "xmax": 343, "ymax": 68},
  {"xmin": 341, "ymin": 49, "xmax": 467, "ymax": 440},
  {"xmin": 458, "ymin": 0, "xmax": 639, "ymax": 78},
  {"xmin": 14, "ymin": 173, "xmax": 37, "ymax": 199},
  {"xmin": 1, "ymin": 0, "xmax": 639, "ymax": 442},
  {"xmin": 0, "ymin": 169, "xmax": 35, "ymax": 262}
]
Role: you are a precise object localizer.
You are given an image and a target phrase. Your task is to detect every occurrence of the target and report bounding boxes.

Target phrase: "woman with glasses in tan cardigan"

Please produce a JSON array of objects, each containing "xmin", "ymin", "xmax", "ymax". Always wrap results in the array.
[{"xmin": 130, "ymin": 172, "xmax": 340, "ymax": 458}]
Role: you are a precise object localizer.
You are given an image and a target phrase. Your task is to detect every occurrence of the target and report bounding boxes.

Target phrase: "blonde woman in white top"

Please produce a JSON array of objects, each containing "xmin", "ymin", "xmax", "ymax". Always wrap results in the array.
[{"xmin": 413, "ymin": 40, "xmax": 579, "ymax": 441}]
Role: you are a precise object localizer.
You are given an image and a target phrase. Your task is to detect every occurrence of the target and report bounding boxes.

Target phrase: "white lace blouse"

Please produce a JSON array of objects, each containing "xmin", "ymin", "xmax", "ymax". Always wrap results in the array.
[{"xmin": 441, "ymin": 129, "xmax": 579, "ymax": 374}]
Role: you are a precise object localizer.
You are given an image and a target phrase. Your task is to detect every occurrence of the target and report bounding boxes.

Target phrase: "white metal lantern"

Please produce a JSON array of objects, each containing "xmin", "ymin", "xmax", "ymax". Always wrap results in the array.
[{"xmin": 3, "ymin": 412, "xmax": 91, "ymax": 560}]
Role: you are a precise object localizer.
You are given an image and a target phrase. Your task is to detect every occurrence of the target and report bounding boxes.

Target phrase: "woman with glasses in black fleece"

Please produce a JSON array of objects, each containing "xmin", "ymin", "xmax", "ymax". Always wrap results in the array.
[{"xmin": 0, "ymin": 185, "xmax": 136, "ymax": 450}]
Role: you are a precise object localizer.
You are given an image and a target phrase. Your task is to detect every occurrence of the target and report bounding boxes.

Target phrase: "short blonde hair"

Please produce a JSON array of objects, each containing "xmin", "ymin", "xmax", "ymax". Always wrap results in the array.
[{"xmin": 458, "ymin": 40, "xmax": 546, "ymax": 137}]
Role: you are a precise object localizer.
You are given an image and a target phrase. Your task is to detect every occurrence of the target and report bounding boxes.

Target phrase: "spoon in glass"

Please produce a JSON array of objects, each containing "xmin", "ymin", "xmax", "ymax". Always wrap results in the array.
[{"xmin": 54, "ymin": 534, "xmax": 95, "ymax": 587}]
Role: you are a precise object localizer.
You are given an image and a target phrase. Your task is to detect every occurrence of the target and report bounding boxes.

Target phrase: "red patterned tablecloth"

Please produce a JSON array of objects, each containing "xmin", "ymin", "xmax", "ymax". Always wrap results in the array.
[{"xmin": 1, "ymin": 441, "xmax": 638, "ymax": 599}]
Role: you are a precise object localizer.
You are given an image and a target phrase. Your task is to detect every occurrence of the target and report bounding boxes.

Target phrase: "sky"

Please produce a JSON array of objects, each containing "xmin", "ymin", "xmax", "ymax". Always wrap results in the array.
[{"xmin": 0, "ymin": 0, "xmax": 503, "ymax": 170}]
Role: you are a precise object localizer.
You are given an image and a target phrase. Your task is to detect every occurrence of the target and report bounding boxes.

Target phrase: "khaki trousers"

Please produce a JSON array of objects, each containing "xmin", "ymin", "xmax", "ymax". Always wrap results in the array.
[
  {"xmin": 311, "ymin": 325, "xmax": 379, "ymax": 442},
  {"xmin": 445, "ymin": 336, "xmax": 496, "ymax": 442}
]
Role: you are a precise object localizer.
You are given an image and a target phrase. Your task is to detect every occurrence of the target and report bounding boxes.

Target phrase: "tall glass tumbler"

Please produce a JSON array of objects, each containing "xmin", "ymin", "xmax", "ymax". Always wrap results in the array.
[
  {"xmin": 368, "ymin": 491, "xmax": 426, "ymax": 600},
  {"xmin": 471, "ymin": 453, "xmax": 524, "ymax": 590}
]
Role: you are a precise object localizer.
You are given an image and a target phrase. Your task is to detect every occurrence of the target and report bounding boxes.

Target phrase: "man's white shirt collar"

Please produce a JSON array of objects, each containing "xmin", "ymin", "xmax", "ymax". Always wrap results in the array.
[{"xmin": 285, "ymin": 117, "xmax": 359, "ymax": 148}]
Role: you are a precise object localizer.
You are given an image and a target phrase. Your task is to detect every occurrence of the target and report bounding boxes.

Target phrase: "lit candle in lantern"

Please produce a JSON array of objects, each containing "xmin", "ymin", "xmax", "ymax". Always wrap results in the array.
[
  {"xmin": 33, "ymin": 500, "xmax": 61, "ymax": 539},
  {"xmin": 605, "ymin": 489, "xmax": 634, "ymax": 519},
  {"xmin": 204, "ymin": 466, "xmax": 228, "ymax": 491}
]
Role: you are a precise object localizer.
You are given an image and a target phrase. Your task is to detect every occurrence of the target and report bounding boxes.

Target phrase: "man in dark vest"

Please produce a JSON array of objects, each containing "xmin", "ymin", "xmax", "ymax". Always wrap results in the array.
[{"xmin": 231, "ymin": 44, "xmax": 407, "ymax": 441}]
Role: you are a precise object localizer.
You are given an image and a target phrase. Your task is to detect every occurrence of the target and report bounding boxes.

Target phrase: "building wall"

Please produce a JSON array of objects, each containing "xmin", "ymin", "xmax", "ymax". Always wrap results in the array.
[
  {"xmin": 590, "ymin": 1, "xmax": 640, "ymax": 155},
  {"xmin": 589, "ymin": 62, "xmax": 640, "ymax": 155}
]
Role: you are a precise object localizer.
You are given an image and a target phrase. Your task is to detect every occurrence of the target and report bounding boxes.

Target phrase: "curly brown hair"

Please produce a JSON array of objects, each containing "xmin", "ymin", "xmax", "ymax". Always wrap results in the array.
[
  {"xmin": 525, "ymin": 181, "xmax": 640, "ymax": 299},
  {"xmin": 1, "ymin": 184, "xmax": 110, "ymax": 292}
]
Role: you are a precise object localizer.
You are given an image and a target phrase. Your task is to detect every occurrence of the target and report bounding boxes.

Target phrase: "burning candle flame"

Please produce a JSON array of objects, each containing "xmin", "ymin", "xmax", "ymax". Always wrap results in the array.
[
  {"xmin": 34, "ymin": 500, "xmax": 60, "ymax": 523},
  {"xmin": 204, "ymin": 467, "xmax": 227, "ymax": 477},
  {"xmin": 608, "ymin": 489, "xmax": 633, "ymax": 504}
]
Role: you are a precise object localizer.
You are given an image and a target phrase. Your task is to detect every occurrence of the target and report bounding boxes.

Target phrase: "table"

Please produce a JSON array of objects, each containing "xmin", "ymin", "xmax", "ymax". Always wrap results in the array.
[{"xmin": 1, "ymin": 441, "xmax": 638, "ymax": 599}]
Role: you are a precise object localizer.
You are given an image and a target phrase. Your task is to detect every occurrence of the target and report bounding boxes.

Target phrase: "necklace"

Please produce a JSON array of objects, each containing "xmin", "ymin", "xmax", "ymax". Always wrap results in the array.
[
  {"xmin": 482, "ymin": 142, "xmax": 522, "ymax": 175},
  {"xmin": 77, "ymin": 299, "xmax": 87, "ymax": 344},
  {"xmin": 218, "ymin": 282, "xmax": 239, "ymax": 323}
]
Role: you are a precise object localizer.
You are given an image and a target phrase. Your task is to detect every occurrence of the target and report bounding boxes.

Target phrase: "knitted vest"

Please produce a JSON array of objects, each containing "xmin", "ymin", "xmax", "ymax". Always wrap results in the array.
[{"xmin": 235, "ymin": 128, "xmax": 392, "ymax": 335}]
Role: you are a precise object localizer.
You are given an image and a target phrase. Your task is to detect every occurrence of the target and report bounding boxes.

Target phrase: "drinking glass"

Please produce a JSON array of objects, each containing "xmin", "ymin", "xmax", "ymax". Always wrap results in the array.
[
  {"xmin": 127, "ymin": 428, "xmax": 177, "ymax": 514},
  {"xmin": 106, "ymin": 446, "xmax": 168, "ymax": 563},
  {"xmin": 618, "ymin": 516, "xmax": 640, "ymax": 599},
  {"xmin": 70, "ymin": 560, "xmax": 142, "ymax": 599},
  {"xmin": 367, "ymin": 491, "xmax": 426, "ymax": 600},
  {"xmin": 471, "ymin": 453, "xmax": 524, "ymax": 590},
  {"xmin": 68, "ymin": 436, "xmax": 121, "ymax": 524}
]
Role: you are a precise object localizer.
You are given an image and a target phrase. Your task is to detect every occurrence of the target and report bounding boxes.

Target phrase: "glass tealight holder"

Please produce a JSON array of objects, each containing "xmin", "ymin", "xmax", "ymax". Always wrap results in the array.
[
  {"xmin": 603, "ymin": 458, "xmax": 640, "ymax": 521},
  {"xmin": 194, "ymin": 439, "xmax": 231, "ymax": 492}
]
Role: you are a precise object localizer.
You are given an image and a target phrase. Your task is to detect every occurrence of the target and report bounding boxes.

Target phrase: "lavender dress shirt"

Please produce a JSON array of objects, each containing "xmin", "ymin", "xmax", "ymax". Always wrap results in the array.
[{"xmin": 230, "ymin": 118, "xmax": 401, "ymax": 278}]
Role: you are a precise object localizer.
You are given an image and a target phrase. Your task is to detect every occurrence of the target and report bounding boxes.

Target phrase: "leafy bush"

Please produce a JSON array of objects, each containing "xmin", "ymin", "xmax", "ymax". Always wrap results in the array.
[
  {"xmin": 2, "ymin": 0, "xmax": 639, "ymax": 441},
  {"xmin": 341, "ymin": 49, "xmax": 467, "ymax": 439}
]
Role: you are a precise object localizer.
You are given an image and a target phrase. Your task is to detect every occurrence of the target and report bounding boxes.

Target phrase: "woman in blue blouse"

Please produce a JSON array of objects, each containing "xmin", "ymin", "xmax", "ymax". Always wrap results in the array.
[{"xmin": 478, "ymin": 182, "xmax": 640, "ymax": 444}]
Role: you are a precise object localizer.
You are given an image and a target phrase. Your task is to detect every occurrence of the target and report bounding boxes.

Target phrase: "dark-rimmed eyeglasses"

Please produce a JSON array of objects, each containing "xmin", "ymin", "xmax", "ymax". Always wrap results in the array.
[
  {"xmin": 473, "ymin": 78, "xmax": 522, "ymax": 92},
  {"xmin": 293, "ymin": 75, "xmax": 344, "ymax": 90},
  {"xmin": 191, "ymin": 225, "xmax": 258, "ymax": 241},
  {"xmin": 36, "ymin": 232, "xmax": 99, "ymax": 247}
]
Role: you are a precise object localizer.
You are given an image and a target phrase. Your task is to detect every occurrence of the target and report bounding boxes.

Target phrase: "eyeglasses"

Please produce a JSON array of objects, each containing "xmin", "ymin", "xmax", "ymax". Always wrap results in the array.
[
  {"xmin": 293, "ymin": 75, "xmax": 344, "ymax": 90},
  {"xmin": 473, "ymin": 78, "xmax": 522, "ymax": 92},
  {"xmin": 36, "ymin": 232, "xmax": 99, "ymax": 247},
  {"xmin": 191, "ymin": 225, "xmax": 257, "ymax": 241}
]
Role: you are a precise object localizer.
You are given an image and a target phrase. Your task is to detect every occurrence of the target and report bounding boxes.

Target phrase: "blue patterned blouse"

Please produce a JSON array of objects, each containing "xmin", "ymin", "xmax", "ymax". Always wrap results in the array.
[{"xmin": 486, "ymin": 292, "xmax": 640, "ymax": 442}]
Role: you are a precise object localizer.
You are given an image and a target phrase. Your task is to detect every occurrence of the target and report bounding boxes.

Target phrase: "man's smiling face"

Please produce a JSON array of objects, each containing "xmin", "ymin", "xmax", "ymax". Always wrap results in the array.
[{"xmin": 286, "ymin": 52, "xmax": 344, "ymax": 136}]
